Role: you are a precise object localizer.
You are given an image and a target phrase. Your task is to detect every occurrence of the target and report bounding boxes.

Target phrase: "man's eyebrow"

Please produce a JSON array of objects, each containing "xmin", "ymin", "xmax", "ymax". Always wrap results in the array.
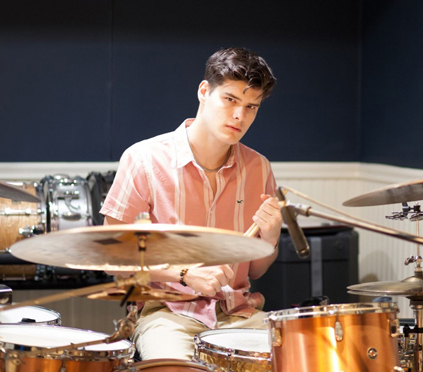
[{"xmin": 224, "ymin": 92, "xmax": 261, "ymax": 107}]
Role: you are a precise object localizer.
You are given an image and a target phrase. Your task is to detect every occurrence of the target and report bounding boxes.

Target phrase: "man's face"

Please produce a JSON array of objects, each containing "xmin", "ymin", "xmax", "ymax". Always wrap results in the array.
[{"xmin": 199, "ymin": 79, "xmax": 263, "ymax": 145}]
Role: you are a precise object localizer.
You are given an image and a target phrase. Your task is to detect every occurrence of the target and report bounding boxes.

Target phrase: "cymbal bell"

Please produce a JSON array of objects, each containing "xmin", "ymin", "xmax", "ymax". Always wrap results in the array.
[
  {"xmin": 9, "ymin": 224, "xmax": 274, "ymax": 271},
  {"xmin": 343, "ymin": 179, "xmax": 423, "ymax": 207},
  {"xmin": 0, "ymin": 180, "xmax": 40, "ymax": 203},
  {"xmin": 347, "ymin": 275, "xmax": 423, "ymax": 296},
  {"xmin": 85, "ymin": 286, "xmax": 198, "ymax": 302}
]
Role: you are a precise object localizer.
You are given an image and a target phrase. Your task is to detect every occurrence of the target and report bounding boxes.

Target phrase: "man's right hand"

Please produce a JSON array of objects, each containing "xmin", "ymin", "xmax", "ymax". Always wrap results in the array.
[{"xmin": 183, "ymin": 265, "xmax": 234, "ymax": 296}]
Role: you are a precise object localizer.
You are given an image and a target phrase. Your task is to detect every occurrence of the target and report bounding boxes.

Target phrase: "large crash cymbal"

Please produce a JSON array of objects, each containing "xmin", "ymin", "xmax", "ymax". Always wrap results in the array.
[
  {"xmin": 347, "ymin": 275, "xmax": 423, "ymax": 296},
  {"xmin": 0, "ymin": 180, "xmax": 40, "ymax": 203},
  {"xmin": 343, "ymin": 179, "xmax": 423, "ymax": 207},
  {"xmin": 85, "ymin": 286, "xmax": 198, "ymax": 302},
  {"xmin": 9, "ymin": 224, "xmax": 274, "ymax": 271}
]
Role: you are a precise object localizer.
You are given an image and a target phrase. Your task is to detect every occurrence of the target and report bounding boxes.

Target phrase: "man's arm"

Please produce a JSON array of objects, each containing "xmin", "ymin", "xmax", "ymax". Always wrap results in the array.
[
  {"xmin": 103, "ymin": 214, "xmax": 233, "ymax": 295},
  {"xmin": 248, "ymin": 194, "xmax": 282, "ymax": 279}
]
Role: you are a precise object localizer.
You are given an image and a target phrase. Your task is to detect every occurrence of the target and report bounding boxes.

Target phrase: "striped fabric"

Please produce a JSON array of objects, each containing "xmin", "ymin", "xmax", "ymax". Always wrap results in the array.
[{"xmin": 100, "ymin": 119, "xmax": 277, "ymax": 328}]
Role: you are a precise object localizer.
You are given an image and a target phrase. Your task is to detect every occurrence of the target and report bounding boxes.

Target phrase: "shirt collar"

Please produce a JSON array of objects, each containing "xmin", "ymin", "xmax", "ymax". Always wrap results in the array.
[{"xmin": 175, "ymin": 118, "xmax": 239, "ymax": 170}]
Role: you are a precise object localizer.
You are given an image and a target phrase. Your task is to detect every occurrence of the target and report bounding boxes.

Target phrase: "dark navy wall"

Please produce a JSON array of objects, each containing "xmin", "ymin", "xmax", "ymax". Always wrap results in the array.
[
  {"xmin": 0, "ymin": 1, "xmax": 360, "ymax": 162},
  {"xmin": 361, "ymin": 1, "xmax": 423, "ymax": 168}
]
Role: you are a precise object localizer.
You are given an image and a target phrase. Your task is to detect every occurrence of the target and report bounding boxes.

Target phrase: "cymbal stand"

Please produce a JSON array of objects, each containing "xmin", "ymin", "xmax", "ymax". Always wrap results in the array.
[{"xmin": 403, "ymin": 220, "xmax": 423, "ymax": 372}]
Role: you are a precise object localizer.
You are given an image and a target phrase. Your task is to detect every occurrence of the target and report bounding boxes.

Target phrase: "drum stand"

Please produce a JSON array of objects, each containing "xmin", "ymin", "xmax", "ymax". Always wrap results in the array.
[{"xmin": 403, "ymin": 218, "xmax": 423, "ymax": 372}]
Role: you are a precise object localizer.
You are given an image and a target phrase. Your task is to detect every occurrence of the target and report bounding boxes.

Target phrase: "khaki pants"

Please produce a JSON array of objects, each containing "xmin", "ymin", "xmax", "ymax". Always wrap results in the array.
[{"xmin": 132, "ymin": 301, "xmax": 267, "ymax": 361}]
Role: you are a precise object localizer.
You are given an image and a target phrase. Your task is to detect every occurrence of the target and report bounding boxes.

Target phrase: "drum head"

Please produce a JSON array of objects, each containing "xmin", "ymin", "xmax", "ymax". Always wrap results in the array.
[
  {"xmin": 0, "ymin": 325, "xmax": 133, "ymax": 354},
  {"xmin": 0, "ymin": 305, "xmax": 61, "ymax": 325},
  {"xmin": 198, "ymin": 328, "xmax": 270, "ymax": 353}
]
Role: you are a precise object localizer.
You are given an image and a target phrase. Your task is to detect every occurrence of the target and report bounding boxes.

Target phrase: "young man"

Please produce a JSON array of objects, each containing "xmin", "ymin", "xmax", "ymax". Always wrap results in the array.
[{"xmin": 100, "ymin": 47, "xmax": 282, "ymax": 360}]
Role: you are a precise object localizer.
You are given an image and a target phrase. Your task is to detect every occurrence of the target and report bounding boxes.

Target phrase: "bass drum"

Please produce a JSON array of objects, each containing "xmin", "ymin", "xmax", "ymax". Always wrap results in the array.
[
  {"xmin": 0, "ymin": 181, "xmax": 47, "ymax": 251},
  {"xmin": 43, "ymin": 175, "xmax": 93, "ymax": 232},
  {"xmin": 86, "ymin": 171, "xmax": 116, "ymax": 225},
  {"xmin": 118, "ymin": 359, "xmax": 214, "ymax": 371}
]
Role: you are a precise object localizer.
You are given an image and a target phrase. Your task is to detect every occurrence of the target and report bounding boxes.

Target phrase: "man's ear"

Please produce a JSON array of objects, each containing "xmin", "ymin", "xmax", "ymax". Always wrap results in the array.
[{"xmin": 197, "ymin": 80, "xmax": 210, "ymax": 104}]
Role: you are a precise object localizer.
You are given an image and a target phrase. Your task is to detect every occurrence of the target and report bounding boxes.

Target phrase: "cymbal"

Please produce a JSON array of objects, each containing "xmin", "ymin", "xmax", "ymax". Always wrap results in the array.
[
  {"xmin": 0, "ymin": 180, "xmax": 40, "ymax": 203},
  {"xmin": 343, "ymin": 179, "xmax": 423, "ymax": 207},
  {"xmin": 9, "ymin": 224, "xmax": 274, "ymax": 271},
  {"xmin": 86, "ymin": 286, "xmax": 198, "ymax": 302},
  {"xmin": 347, "ymin": 275, "xmax": 423, "ymax": 296}
]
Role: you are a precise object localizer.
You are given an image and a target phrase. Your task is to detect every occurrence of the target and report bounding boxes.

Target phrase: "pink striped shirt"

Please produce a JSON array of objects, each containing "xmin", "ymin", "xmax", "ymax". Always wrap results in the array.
[{"xmin": 100, "ymin": 119, "xmax": 277, "ymax": 329}]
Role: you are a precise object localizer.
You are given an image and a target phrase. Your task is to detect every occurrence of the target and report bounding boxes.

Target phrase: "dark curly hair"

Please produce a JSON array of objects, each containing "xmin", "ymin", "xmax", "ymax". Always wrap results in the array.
[{"xmin": 204, "ymin": 47, "xmax": 276, "ymax": 100}]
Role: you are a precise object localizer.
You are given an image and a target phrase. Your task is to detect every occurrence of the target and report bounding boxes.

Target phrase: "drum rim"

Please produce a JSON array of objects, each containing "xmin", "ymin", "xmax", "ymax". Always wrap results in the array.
[
  {"xmin": 0, "ymin": 324, "xmax": 135, "ymax": 358},
  {"xmin": 267, "ymin": 302, "xmax": 399, "ymax": 321},
  {"xmin": 0, "ymin": 304, "xmax": 61, "ymax": 325},
  {"xmin": 195, "ymin": 328, "xmax": 271, "ymax": 359}
]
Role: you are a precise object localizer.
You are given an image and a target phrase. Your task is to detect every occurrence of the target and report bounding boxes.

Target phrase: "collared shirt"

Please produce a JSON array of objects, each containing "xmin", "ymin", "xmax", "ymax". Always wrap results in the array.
[{"xmin": 100, "ymin": 119, "xmax": 277, "ymax": 328}]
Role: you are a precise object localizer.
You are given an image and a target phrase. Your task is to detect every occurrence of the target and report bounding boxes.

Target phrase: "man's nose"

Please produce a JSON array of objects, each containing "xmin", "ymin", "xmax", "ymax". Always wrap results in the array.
[{"xmin": 233, "ymin": 106, "xmax": 246, "ymax": 122}]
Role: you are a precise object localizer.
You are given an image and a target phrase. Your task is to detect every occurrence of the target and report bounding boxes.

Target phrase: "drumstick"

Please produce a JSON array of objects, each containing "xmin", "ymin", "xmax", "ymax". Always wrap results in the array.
[{"xmin": 243, "ymin": 190, "xmax": 287, "ymax": 238}]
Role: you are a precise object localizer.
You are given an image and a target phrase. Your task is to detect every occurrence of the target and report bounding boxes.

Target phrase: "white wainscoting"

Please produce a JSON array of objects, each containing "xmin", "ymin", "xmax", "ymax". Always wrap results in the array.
[{"xmin": 1, "ymin": 161, "xmax": 422, "ymax": 321}]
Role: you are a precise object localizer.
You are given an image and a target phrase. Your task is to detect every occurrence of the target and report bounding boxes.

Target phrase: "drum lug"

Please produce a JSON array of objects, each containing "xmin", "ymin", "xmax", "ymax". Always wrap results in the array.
[
  {"xmin": 19, "ymin": 224, "xmax": 44, "ymax": 238},
  {"xmin": 335, "ymin": 320, "xmax": 344, "ymax": 342},
  {"xmin": 271, "ymin": 325, "xmax": 282, "ymax": 347},
  {"xmin": 367, "ymin": 347, "xmax": 378, "ymax": 359},
  {"xmin": 389, "ymin": 318, "xmax": 400, "ymax": 337}
]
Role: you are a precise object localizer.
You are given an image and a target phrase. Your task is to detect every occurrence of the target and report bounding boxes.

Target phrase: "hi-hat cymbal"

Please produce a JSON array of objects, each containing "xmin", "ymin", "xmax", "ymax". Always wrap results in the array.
[
  {"xmin": 347, "ymin": 275, "xmax": 423, "ymax": 296},
  {"xmin": 343, "ymin": 179, "xmax": 423, "ymax": 207},
  {"xmin": 9, "ymin": 224, "xmax": 274, "ymax": 271},
  {"xmin": 0, "ymin": 180, "xmax": 40, "ymax": 203},
  {"xmin": 86, "ymin": 286, "xmax": 198, "ymax": 302}
]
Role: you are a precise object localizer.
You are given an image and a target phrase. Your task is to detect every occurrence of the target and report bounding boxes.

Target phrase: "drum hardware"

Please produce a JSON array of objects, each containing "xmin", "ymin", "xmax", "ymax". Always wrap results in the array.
[
  {"xmin": 0, "ymin": 180, "xmax": 41, "ymax": 203},
  {"xmin": 387, "ymin": 203, "xmax": 422, "ymax": 221},
  {"xmin": 0, "ymin": 284, "xmax": 12, "ymax": 304}
]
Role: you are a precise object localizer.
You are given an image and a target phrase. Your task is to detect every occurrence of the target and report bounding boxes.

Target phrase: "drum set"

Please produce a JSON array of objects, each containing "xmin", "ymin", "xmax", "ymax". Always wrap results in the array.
[{"xmin": 1, "ymin": 177, "xmax": 423, "ymax": 371}]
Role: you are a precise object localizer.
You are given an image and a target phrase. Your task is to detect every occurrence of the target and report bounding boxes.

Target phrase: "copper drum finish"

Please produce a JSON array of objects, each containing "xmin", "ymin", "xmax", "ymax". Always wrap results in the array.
[
  {"xmin": 0, "ymin": 325, "xmax": 134, "ymax": 372},
  {"xmin": 118, "ymin": 359, "xmax": 214, "ymax": 371},
  {"xmin": 0, "ymin": 182, "xmax": 46, "ymax": 251},
  {"xmin": 267, "ymin": 302, "xmax": 400, "ymax": 372},
  {"xmin": 194, "ymin": 329, "xmax": 272, "ymax": 372}
]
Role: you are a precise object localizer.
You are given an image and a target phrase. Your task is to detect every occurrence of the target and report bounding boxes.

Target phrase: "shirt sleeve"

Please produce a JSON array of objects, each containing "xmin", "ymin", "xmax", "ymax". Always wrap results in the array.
[{"xmin": 100, "ymin": 144, "xmax": 150, "ymax": 223}]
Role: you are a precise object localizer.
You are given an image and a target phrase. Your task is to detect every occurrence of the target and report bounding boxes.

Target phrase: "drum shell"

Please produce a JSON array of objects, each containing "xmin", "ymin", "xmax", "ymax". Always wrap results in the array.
[
  {"xmin": 45, "ymin": 175, "xmax": 93, "ymax": 232},
  {"xmin": 194, "ymin": 329, "xmax": 271, "ymax": 372},
  {"xmin": 268, "ymin": 303, "xmax": 400, "ymax": 372},
  {"xmin": 0, "ymin": 182, "xmax": 46, "ymax": 252}
]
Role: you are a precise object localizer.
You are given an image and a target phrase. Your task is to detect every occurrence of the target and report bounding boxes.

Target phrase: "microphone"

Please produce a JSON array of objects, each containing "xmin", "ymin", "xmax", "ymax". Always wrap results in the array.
[{"xmin": 277, "ymin": 187, "xmax": 310, "ymax": 259}]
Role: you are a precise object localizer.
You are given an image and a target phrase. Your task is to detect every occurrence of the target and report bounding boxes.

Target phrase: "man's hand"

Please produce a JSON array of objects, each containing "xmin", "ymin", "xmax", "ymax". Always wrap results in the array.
[
  {"xmin": 252, "ymin": 194, "xmax": 283, "ymax": 247},
  {"xmin": 183, "ymin": 265, "xmax": 234, "ymax": 296}
]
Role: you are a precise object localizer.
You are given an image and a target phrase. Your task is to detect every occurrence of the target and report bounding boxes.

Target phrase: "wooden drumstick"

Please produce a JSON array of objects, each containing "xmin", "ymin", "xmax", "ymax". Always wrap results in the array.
[{"xmin": 243, "ymin": 189, "xmax": 287, "ymax": 238}]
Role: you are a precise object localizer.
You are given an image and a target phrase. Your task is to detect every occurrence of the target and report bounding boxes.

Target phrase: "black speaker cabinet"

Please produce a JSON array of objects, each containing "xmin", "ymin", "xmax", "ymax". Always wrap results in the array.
[{"xmin": 250, "ymin": 226, "xmax": 359, "ymax": 311}]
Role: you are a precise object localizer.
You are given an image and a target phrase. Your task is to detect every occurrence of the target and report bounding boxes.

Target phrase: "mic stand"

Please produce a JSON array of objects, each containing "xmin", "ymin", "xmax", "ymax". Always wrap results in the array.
[{"xmin": 288, "ymin": 202, "xmax": 423, "ymax": 246}]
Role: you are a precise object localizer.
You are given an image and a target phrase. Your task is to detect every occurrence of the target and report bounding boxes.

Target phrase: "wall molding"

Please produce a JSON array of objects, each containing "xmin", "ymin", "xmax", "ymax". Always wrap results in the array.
[{"xmin": 1, "ymin": 161, "xmax": 422, "ymax": 184}]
